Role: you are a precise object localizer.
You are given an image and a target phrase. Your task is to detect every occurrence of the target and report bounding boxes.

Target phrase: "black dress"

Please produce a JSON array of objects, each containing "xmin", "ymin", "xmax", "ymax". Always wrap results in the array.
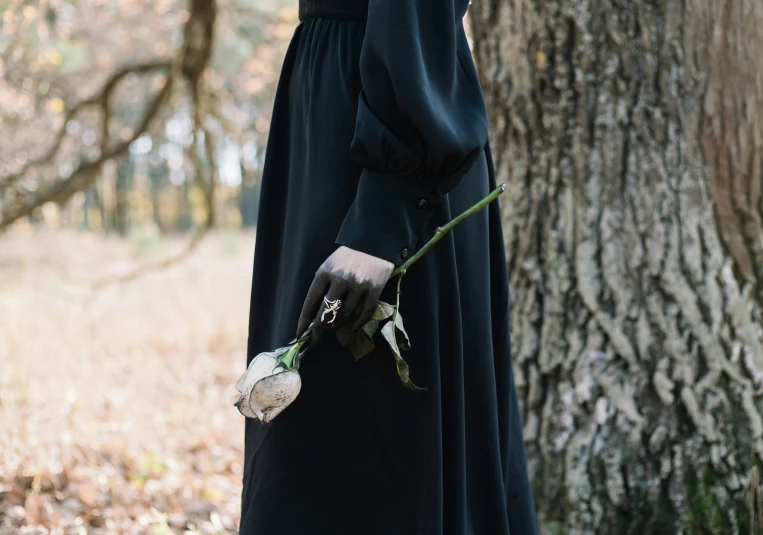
[{"xmin": 241, "ymin": 1, "xmax": 539, "ymax": 534}]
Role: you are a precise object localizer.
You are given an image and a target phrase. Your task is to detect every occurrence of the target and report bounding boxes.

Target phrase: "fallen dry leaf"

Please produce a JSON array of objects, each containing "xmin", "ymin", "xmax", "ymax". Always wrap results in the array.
[{"xmin": 0, "ymin": 229, "xmax": 250, "ymax": 535}]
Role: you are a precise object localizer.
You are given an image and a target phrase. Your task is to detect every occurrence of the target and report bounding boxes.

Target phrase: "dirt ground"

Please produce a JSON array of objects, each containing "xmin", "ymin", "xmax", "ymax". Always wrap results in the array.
[{"xmin": 0, "ymin": 228, "xmax": 256, "ymax": 534}]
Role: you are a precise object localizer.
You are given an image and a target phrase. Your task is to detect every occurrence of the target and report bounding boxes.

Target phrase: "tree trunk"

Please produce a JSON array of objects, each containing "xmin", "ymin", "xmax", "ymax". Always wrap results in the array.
[
  {"xmin": 239, "ymin": 159, "xmax": 260, "ymax": 228},
  {"xmin": 469, "ymin": 0, "xmax": 763, "ymax": 533},
  {"xmin": 115, "ymin": 157, "xmax": 132, "ymax": 236}
]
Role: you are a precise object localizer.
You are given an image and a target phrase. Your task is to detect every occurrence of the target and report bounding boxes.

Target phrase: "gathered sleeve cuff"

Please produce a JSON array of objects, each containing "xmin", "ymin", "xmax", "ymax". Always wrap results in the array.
[
  {"xmin": 335, "ymin": 0, "xmax": 488, "ymax": 267},
  {"xmin": 335, "ymin": 169, "xmax": 447, "ymax": 267}
]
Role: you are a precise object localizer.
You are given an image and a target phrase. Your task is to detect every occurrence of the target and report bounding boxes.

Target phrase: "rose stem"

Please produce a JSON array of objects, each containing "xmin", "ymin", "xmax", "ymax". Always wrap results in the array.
[
  {"xmin": 392, "ymin": 270, "xmax": 404, "ymax": 317},
  {"xmin": 295, "ymin": 184, "xmax": 505, "ymax": 341},
  {"xmin": 390, "ymin": 183, "xmax": 506, "ymax": 279}
]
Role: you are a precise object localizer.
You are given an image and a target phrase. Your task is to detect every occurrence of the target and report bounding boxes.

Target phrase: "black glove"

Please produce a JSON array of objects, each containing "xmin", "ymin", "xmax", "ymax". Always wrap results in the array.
[{"xmin": 296, "ymin": 245, "xmax": 394, "ymax": 340}]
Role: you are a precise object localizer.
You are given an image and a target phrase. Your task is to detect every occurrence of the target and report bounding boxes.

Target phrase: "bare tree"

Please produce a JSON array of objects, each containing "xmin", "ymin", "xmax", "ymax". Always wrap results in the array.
[
  {"xmin": 470, "ymin": 0, "xmax": 763, "ymax": 532},
  {"xmin": 0, "ymin": 0, "xmax": 217, "ymax": 233}
]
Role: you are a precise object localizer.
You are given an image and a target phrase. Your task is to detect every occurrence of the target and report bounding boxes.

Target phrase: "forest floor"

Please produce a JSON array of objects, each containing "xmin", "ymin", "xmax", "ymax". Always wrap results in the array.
[{"xmin": 0, "ymin": 227, "xmax": 256, "ymax": 535}]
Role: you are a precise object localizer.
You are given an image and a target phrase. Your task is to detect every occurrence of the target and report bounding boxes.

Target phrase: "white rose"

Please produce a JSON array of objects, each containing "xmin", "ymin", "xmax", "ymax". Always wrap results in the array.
[{"xmin": 234, "ymin": 345, "xmax": 302, "ymax": 423}]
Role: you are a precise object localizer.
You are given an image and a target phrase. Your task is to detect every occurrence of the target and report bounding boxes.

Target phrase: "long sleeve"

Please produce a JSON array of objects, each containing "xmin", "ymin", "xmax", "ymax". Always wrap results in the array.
[{"xmin": 334, "ymin": 0, "xmax": 489, "ymax": 267}]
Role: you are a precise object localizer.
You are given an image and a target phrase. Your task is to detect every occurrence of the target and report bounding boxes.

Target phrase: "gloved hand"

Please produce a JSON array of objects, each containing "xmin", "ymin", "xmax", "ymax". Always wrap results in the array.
[{"xmin": 296, "ymin": 246, "xmax": 394, "ymax": 339}]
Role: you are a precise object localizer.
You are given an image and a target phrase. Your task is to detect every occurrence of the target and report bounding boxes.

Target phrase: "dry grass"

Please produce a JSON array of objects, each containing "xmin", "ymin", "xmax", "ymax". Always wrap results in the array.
[{"xmin": 0, "ymin": 227, "xmax": 255, "ymax": 534}]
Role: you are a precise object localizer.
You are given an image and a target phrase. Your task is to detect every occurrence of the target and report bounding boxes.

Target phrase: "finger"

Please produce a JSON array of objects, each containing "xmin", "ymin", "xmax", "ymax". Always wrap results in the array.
[
  {"xmin": 296, "ymin": 270, "xmax": 330, "ymax": 339},
  {"xmin": 350, "ymin": 285, "xmax": 383, "ymax": 332},
  {"xmin": 313, "ymin": 279, "xmax": 349, "ymax": 335},
  {"xmin": 333, "ymin": 285, "xmax": 365, "ymax": 330}
]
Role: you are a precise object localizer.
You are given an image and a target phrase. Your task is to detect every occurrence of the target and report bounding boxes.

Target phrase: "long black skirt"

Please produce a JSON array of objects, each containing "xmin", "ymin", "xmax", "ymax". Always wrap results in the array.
[{"xmin": 240, "ymin": 7, "xmax": 539, "ymax": 535}]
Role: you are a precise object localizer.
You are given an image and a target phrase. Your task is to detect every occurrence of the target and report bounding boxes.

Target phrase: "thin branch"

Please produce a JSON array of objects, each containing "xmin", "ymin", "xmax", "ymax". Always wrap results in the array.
[
  {"xmin": 1, "ymin": 0, "xmax": 218, "ymax": 231},
  {"xmin": 2, "ymin": 0, "xmax": 222, "ymax": 295},
  {"xmin": 87, "ymin": 0, "xmax": 219, "ymax": 290},
  {"xmin": 0, "ymin": 61, "xmax": 172, "ymax": 193},
  {"xmin": 0, "ymin": 76, "xmax": 174, "ymax": 230},
  {"xmin": 90, "ymin": 116, "xmax": 218, "ymax": 291},
  {"xmin": 90, "ymin": 228, "xmax": 208, "ymax": 289}
]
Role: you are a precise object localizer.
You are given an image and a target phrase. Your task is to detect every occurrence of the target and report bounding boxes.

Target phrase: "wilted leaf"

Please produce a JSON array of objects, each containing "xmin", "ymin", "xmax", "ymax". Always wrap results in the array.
[
  {"xmin": 336, "ymin": 323, "xmax": 376, "ymax": 361},
  {"xmin": 372, "ymin": 301, "xmax": 396, "ymax": 321},
  {"xmin": 380, "ymin": 321, "xmax": 425, "ymax": 391},
  {"xmin": 392, "ymin": 310, "xmax": 411, "ymax": 351},
  {"xmin": 361, "ymin": 318, "xmax": 380, "ymax": 339}
]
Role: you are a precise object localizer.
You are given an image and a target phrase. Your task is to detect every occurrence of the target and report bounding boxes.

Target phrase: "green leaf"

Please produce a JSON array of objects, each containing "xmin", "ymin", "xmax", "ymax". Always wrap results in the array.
[
  {"xmin": 381, "ymin": 321, "xmax": 425, "ymax": 391},
  {"xmin": 336, "ymin": 323, "xmax": 377, "ymax": 361},
  {"xmin": 372, "ymin": 301, "xmax": 396, "ymax": 321}
]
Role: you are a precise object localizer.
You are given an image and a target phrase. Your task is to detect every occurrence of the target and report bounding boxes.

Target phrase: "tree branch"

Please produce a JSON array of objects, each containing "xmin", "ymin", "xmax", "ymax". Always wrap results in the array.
[
  {"xmin": 0, "ymin": 76, "xmax": 174, "ymax": 231},
  {"xmin": 0, "ymin": 61, "xmax": 172, "ymax": 193},
  {"xmin": 0, "ymin": 0, "xmax": 218, "ymax": 234}
]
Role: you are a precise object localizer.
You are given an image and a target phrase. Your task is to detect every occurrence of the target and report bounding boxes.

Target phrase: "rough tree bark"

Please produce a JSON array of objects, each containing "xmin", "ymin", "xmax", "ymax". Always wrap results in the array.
[{"xmin": 470, "ymin": 0, "xmax": 763, "ymax": 533}]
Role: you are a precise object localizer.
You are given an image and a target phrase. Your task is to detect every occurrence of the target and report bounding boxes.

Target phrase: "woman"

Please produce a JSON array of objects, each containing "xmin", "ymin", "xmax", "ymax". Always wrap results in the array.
[{"xmin": 241, "ymin": 0, "xmax": 539, "ymax": 533}]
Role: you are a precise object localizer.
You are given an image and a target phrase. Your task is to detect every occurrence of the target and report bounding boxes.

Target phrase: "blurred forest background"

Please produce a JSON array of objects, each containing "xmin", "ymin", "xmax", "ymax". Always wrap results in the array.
[
  {"xmin": 2, "ymin": 0, "xmax": 763, "ymax": 534},
  {"xmin": 1, "ymin": 0, "xmax": 295, "ymax": 534},
  {"xmin": 0, "ymin": 0, "xmax": 294, "ymax": 236}
]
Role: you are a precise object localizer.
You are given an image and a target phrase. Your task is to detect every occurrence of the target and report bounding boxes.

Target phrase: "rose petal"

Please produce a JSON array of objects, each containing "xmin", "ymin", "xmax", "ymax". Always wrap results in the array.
[
  {"xmin": 235, "ymin": 351, "xmax": 281, "ymax": 393},
  {"xmin": 249, "ymin": 370, "xmax": 302, "ymax": 423},
  {"xmin": 234, "ymin": 352, "xmax": 281, "ymax": 419},
  {"xmin": 234, "ymin": 394, "xmax": 257, "ymax": 419}
]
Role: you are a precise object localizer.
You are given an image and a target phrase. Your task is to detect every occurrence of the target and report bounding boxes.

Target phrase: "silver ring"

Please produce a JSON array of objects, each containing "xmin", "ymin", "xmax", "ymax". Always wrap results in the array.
[{"xmin": 321, "ymin": 297, "xmax": 342, "ymax": 324}]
